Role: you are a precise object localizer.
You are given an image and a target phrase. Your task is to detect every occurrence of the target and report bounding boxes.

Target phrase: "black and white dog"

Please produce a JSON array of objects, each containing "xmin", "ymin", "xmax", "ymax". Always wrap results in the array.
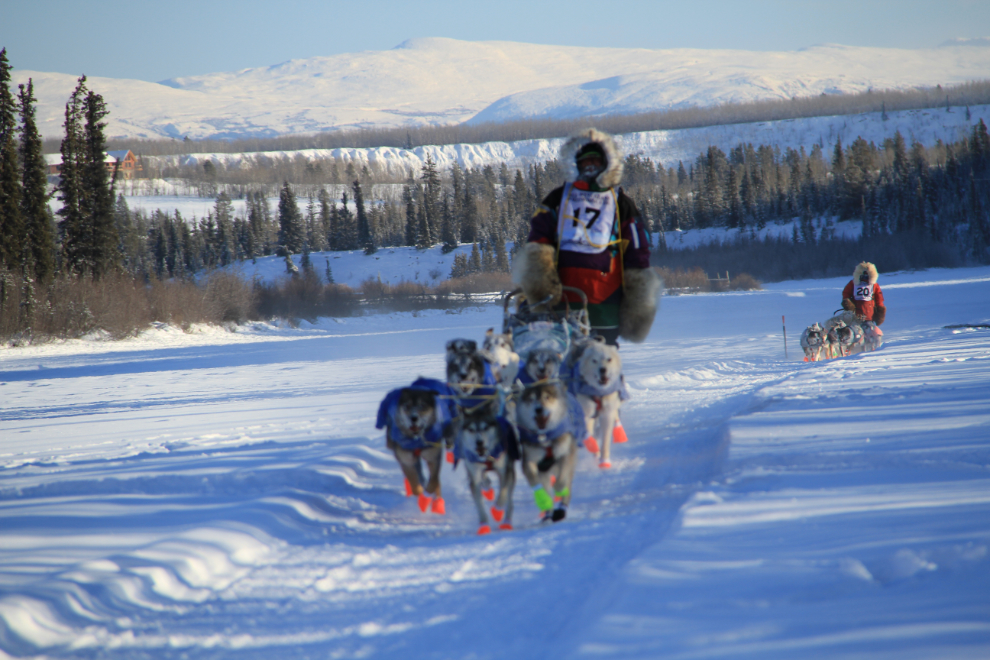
[{"xmin": 454, "ymin": 399, "xmax": 519, "ymax": 534}]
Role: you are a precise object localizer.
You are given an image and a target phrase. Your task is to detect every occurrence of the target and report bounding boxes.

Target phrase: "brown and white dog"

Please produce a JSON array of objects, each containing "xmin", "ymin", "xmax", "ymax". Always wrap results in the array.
[
  {"xmin": 515, "ymin": 381, "xmax": 584, "ymax": 522},
  {"xmin": 377, "ymin": 384, "xmax": 453, "ymax": 515},
  {"xmin": 567, "ymin": 337, "xmax": 624, "ymax": 468},
  {"xmin": 454, "ymin": 400, "xmax": 519, "ymax": 535}
]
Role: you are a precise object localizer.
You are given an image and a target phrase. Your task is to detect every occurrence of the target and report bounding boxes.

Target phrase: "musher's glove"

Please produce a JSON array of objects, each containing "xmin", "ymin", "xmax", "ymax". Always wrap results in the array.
[
  {"xmin": 873, "ymin": 306, "xmax": 886, "ymax": 325},
  {"xmin": 841, "ymin": 298, "xmax": 855, "ymax": 311}
]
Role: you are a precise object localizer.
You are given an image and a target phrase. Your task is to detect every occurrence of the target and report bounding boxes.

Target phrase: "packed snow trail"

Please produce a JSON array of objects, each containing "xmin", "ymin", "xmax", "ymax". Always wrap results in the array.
[{"xmin": 1, "ymin": 267, "xmax": 989, "ymax": 658}]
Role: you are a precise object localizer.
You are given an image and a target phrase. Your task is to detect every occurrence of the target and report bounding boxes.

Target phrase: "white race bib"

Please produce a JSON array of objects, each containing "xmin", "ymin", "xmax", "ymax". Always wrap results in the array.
[
  {"xmin": 854, "ymin": 283, "xmax": 874, "ymax": 301},
  {"xmin": 557, "ymin": 184, "xmax": 618, "ymax": 254}
]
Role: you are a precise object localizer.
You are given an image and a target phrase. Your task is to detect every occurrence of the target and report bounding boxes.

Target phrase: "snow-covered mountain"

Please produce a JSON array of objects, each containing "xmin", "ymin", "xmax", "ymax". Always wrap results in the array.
[{"xmin": 12, "ymin": 37, "xmax": 990, "ymax": 142}]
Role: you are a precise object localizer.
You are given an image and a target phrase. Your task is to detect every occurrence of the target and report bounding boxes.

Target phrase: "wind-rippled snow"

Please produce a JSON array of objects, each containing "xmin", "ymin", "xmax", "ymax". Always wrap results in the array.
[{"xmin": 1, "ymin": 266, "xmax": 988, "ymax": 658}]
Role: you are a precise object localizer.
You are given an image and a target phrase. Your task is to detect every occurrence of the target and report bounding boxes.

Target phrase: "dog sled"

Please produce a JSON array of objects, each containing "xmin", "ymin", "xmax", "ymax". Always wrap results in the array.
[
  {"xmin": 502, "ymin": 286, "xmax": 591, "ymax": 362},
  {"xmin": 801, "ymin": 310, "xmax": 883, "ymax": 361}
]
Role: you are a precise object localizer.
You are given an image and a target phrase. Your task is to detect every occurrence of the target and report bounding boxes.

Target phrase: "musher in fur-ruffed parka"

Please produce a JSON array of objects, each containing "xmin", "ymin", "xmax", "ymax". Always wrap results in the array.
[
  {"xmin": 841, "ymin": 261, "xmax": 886, "ymax": 325},
  {"xmin": 511, "ymin": 128, "xmax": 662, "ymax": 344}
]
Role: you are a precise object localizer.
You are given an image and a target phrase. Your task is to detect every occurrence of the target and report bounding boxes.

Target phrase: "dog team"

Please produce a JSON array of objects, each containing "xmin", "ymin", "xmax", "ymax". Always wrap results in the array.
[
  {"xmin": 376, "ymin": 328, "xmax": 628, "ymax": 533},
  {"xmin": 378, "ymin": 127, "xmax": 661, "ymax": 534},
  {"xmin": 800, "ymin": 261, "xmax": 886, "ymax": 361}
]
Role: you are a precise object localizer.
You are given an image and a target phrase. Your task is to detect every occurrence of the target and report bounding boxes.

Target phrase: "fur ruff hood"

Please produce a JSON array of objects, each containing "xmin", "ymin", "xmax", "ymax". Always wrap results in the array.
[
  {"xmin": 853, "ymin": 262, "xmax": 878, "ymax": 285},
  {"xmin": 559, "ymin": 128, "xmax": 624, "ymax": 189}
]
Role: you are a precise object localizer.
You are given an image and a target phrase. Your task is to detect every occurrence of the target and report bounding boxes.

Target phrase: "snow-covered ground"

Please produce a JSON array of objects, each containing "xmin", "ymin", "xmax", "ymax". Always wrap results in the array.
[
  {"xmin": 2, "ymin": 265, "xmax": 988, "ymax": 658},
  {"xmin": 215, "ymin": 215, "xmax": 861, "ymax": 289}
]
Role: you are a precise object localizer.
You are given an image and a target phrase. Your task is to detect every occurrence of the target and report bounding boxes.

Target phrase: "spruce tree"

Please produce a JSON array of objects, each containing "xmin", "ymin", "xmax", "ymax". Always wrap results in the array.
[
  {"xmin": 468, "ymin": 241, "xmax": 481, "ymax": 274},
  {"xmin": 440, "ymin": 194, "xmax": 458, "ymax": 253},
  {"xmin": 0, "ymin": 48, "xmax": 24, "ymax": 271},
  {"xmin": 402, "ymin": 171, "xmax": 417, "ymax": 246},
  {"xmin": 318, "ymin": 187, "xmax": 333, "ymax": 251},
  {"xmin": 353, "ymin": 179, "xmax": 375, "ymax": 254},
  {"xmin": 82, "ymin": 84, "xmax": 118, "ymax": 276},
  {"xmin": 59, "ymin": 77, "xmax": 118, "ymax": 276},
  {"xmin": 214, "ymin": 191, "xmax": 234, "ymax": 265},
  {"xmin": 420, "ymin": 154, "xmax": 441, "ymax": 242},
  {"xmin": 277, "ymin": 180, "xmax": 304, "ymax": 254},
  {"xmin": 336, "ymin": 191, "xmax": 355, "ymax": 250}
]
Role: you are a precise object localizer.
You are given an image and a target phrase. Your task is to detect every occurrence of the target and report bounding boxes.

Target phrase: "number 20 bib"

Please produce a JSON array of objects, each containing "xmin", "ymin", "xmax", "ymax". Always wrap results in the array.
[
  {"xmin": 557, "ymin": 184, "xmax": 619, "ymax": 254},
  {"xmin": 854, "ymin": 283, "xmax": 874, "ymax": 301}
]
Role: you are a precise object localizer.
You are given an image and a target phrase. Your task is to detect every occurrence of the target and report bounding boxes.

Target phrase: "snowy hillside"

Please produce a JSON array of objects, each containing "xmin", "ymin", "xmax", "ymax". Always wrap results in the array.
[
  {"xmin": 146, "ymin": 103, "xmax": 990, "ymax": 180},
  {"xmin": 11, "ymin": 37, "xmax": 990, "ymax": 141},
  {"xmin": 1, "ymin": 266, "xmax": 988, "ymax": 658}
]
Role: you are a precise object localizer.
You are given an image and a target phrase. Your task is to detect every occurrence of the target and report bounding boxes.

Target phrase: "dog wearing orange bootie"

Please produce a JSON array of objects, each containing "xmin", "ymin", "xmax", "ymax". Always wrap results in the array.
[
  {"xmin": 453, "ymin": 399, "xmax": 519, "ymax": 534},
  {"xmin": 376, "ymin": 378, "xmax": 458, "ymax": 515}
]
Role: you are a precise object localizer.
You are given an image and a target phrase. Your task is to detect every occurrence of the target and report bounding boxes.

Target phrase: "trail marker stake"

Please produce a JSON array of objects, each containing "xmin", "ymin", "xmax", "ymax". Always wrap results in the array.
[{"xmin": 782, "ymin": 315, "xmax": 788, "ymax": 359}]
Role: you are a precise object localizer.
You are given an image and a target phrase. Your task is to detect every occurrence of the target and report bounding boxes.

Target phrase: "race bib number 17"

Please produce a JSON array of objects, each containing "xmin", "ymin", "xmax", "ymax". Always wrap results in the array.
[{"xmin": 558, "ymin": 186, "xmax": 618, "ymax": 255}]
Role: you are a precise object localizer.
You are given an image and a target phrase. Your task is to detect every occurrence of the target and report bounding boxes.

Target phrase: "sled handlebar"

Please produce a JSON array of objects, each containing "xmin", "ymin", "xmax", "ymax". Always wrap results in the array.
[{"xmin": 502, "ymin": 286, "xmax": 588, "ymax": 315}]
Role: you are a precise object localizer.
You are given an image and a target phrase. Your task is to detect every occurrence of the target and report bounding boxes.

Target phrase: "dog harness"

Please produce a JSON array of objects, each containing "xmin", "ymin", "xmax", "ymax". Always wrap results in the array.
[
  {"xmin": 454, "ymin": 417, "xmax": 520, "ymax": 467},
  {"xmin": 450, "ymin": 361, "xmax": 500, "ymax": 411},
  {"xmin": 376, "ymin": 378, "xmax": 457, "ymax": 451},
  {"xmin": 566, "ymin": 363, "xmax": 631, "ymax": 402}
]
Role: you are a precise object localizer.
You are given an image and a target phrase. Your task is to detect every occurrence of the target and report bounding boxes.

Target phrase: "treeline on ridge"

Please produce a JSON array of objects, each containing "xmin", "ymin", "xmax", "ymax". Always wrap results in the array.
[{"xmin": 42, "ymin": 79, "xmax": 990, "ymax": 157}]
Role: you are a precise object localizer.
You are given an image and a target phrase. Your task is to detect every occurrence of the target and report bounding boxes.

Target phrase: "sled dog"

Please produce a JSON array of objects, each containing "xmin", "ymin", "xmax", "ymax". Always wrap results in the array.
[
  {"xmin": 446, "ymin": 338, "xmax": 487, "ymax": 396},
  {"xmin": 376, "ymin": 379, "xmax": 455, "ymax": 515},
  {"xmin": 800, "ymin": 323, "xmax": 827, "ymax": 361},
  {"xmin": 454, "ymin": 400, "xmax": 519, "ymax": 534},
  {"xmin": 515, "ymin": 381, "xmax": 585, "ymax": 522},
  {"xmin": 520, "ymin": 347, "xmax": 563, "ymax": 384},
  {"xmin": 568, "ymin": 337, "xmax": 624, "ymax": 468},
  {"xmin": 481, "ymin": 328, "xmax": 520, "ymax": 387}
]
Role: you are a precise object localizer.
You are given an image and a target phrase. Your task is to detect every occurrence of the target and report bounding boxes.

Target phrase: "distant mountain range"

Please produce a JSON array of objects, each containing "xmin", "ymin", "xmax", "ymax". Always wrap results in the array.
[{"xmin": 12, "ymin": 37, "xmax": 990, "ymax": 142}]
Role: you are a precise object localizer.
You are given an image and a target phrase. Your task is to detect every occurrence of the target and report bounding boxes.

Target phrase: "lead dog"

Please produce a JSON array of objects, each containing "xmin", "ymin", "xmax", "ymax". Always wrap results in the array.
[
  {"xmin": 800, "ymin": 322, "xmax": 827, "ymax": 361},
  {"xmin": 567, "ymin": 337, "xmax": 626, "ymax": 468},
  {"xmin": 454, "ymin": 399, "xmax": 519, "ymax": 534},
  {"xmin": 376, "ymin": 378, "xmax": 456, "ymax": 515},
  {"xmin": 515, "ymin": 380, "xmax": 586, "ymax": 522}
]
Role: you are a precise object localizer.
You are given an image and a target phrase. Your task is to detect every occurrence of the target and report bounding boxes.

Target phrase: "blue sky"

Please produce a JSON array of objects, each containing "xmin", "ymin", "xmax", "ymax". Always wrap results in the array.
[{"xmin": 3, "ymin": 0, "xmax": 988, "ymax": 82}]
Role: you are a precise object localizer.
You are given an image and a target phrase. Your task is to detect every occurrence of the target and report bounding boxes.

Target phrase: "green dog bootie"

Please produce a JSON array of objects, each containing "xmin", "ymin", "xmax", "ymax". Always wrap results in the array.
[{"xmin": 533, "ymin": 487, "xmax": 554, "ymax": 511}]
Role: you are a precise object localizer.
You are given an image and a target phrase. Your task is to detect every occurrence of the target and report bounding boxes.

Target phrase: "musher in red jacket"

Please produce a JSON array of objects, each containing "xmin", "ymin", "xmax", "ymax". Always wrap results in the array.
[
  {"xmin": 511, "ymin": 128, "xmax": 661, "ymax": 344},
  {"xmin": 842, "ymin": 261, "xmax": 886, "ymax": 325}
]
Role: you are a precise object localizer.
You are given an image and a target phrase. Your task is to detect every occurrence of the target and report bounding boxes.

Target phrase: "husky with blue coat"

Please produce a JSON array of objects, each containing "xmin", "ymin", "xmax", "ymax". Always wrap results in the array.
[
  {"xmin": 515, "ymin": 380, "xmax": 587, "ymax": 522},
  {"xmin": 376, "ymin": 377, "xmax": 457, "ymax": 515},
  {"xmin": 453, "ymin": 398, "xmax": 520, "ymax": 535},
  {"xmin": 566, "ymin": 336, "xmax": 628, "ymax": 469}
]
